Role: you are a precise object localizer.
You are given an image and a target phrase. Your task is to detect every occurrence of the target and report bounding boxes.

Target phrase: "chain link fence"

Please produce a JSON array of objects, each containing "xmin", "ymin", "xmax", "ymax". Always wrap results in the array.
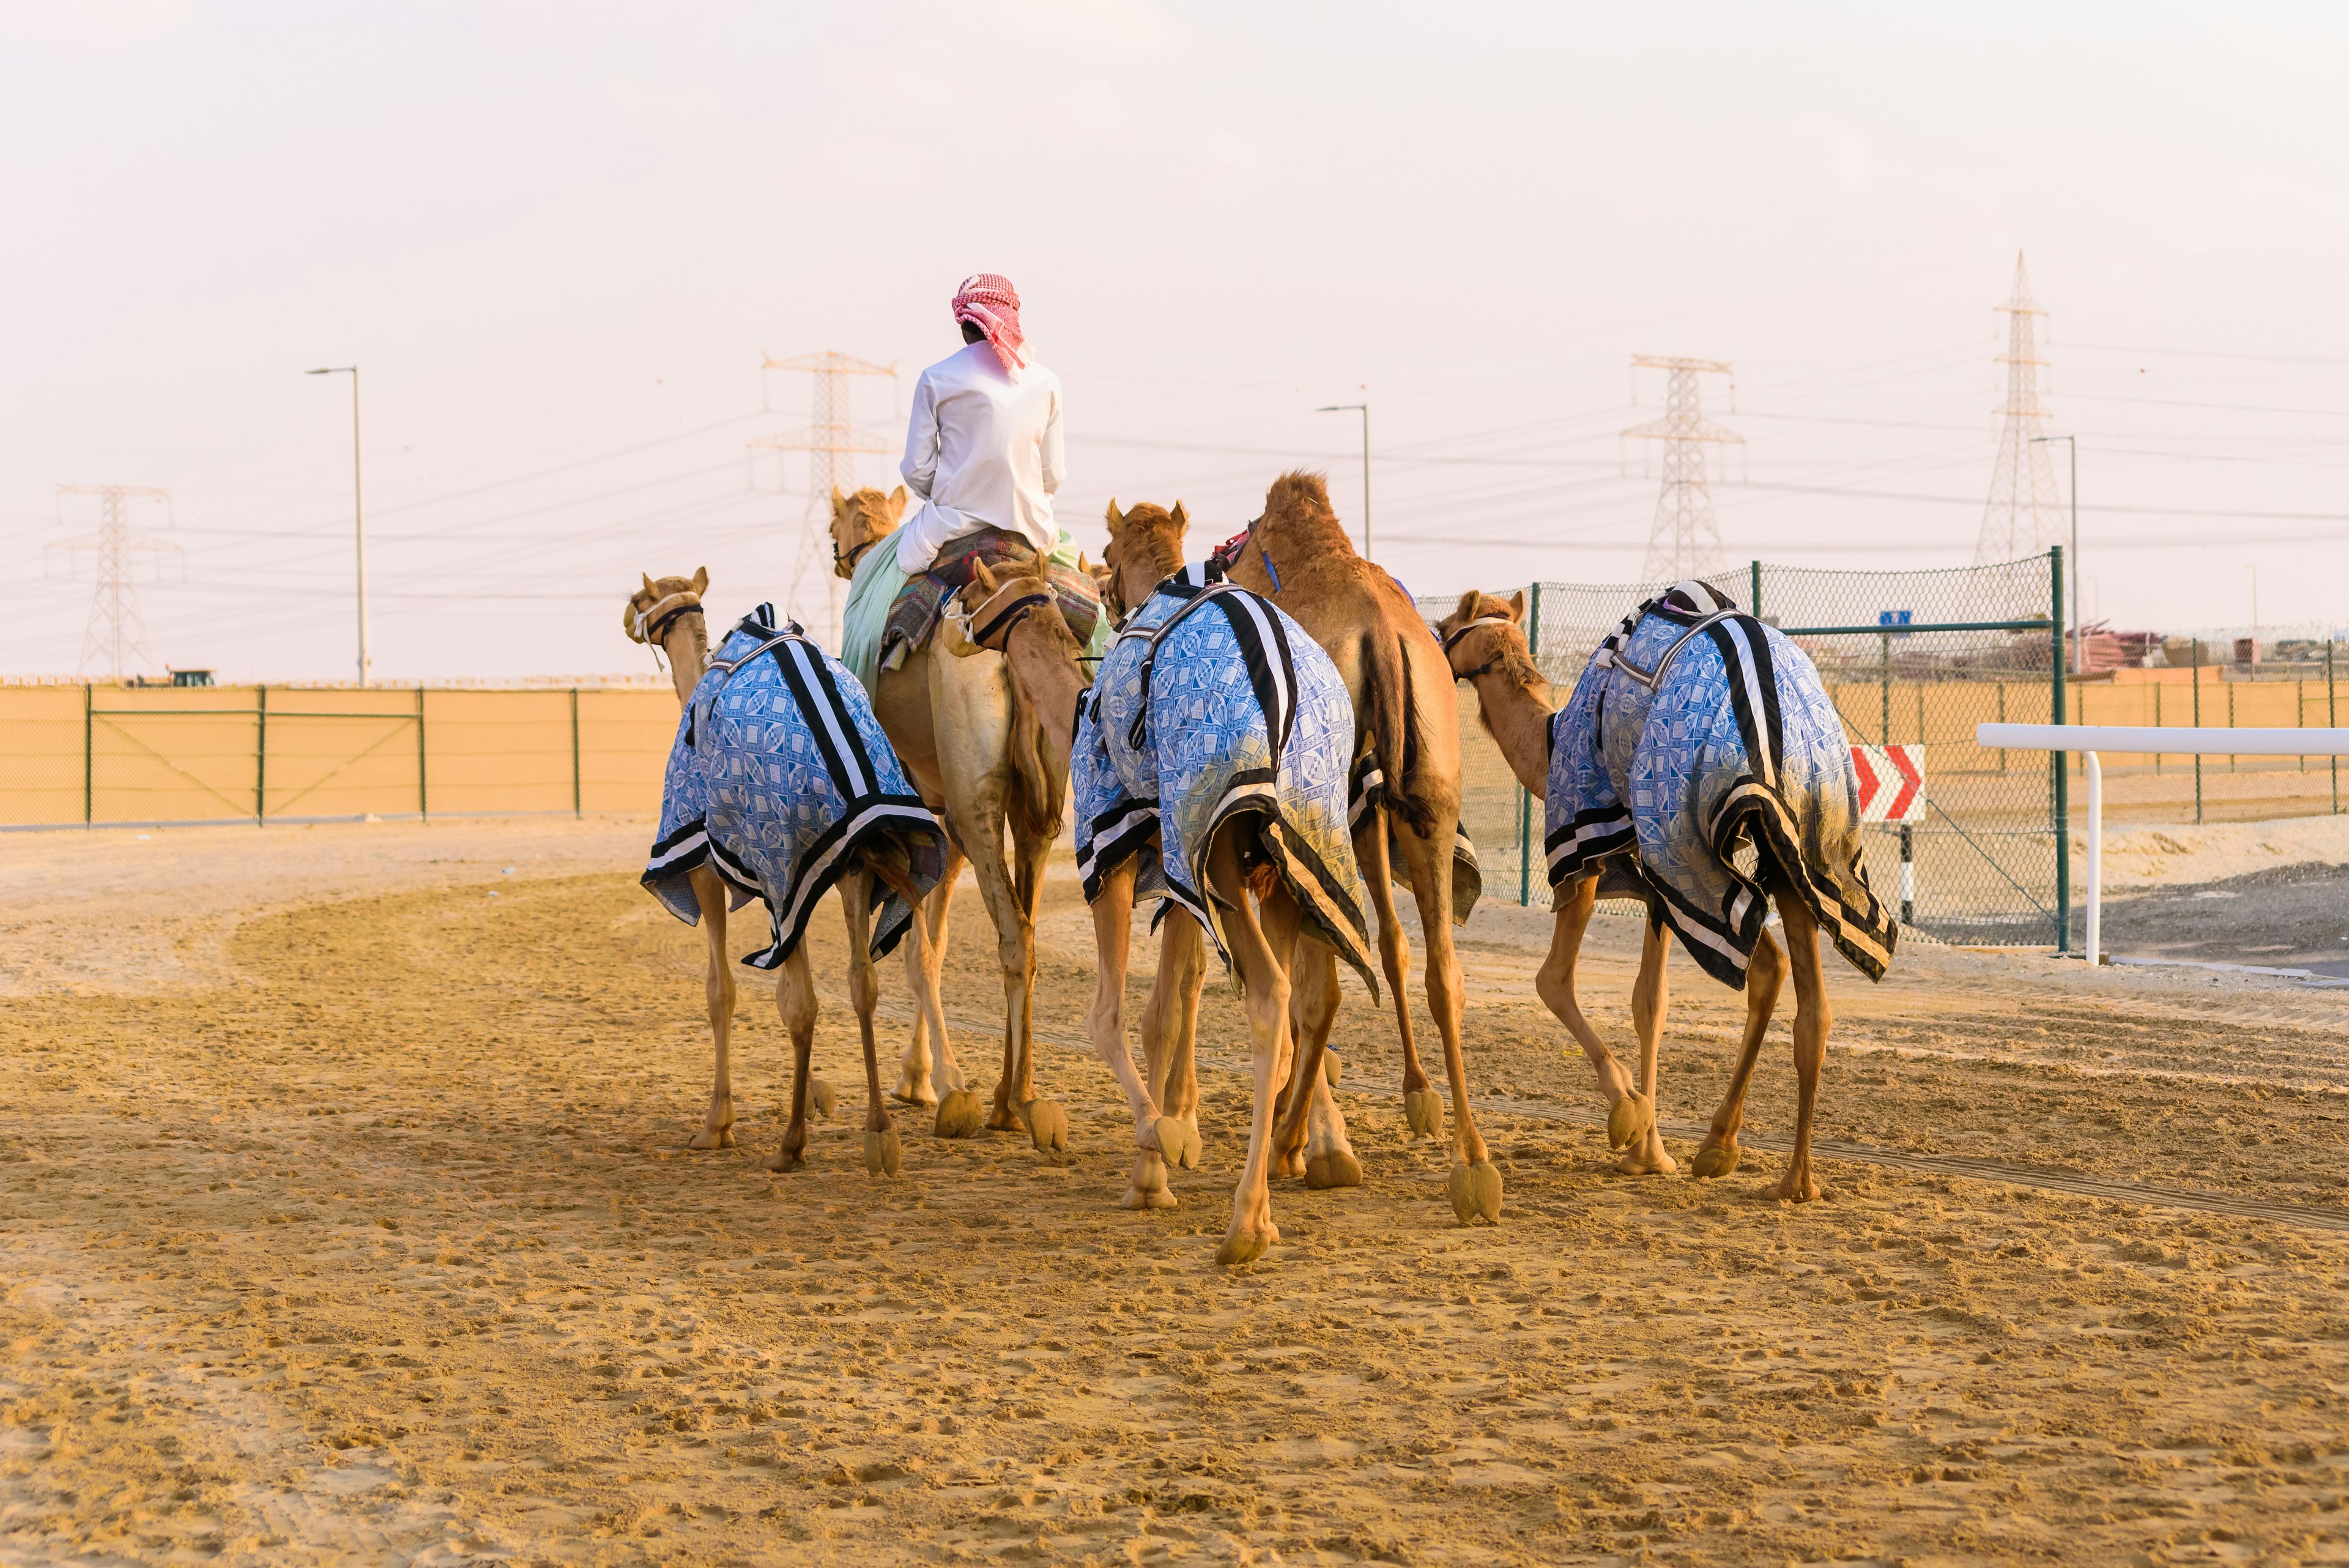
[{"xmin": 1420, "ymin": 551, "xmax": 2068, "ymax": 948}]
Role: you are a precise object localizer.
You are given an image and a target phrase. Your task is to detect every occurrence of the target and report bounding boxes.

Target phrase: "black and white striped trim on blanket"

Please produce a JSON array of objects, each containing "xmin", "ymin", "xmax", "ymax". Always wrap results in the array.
[{"xmin": 1077, "ymin": 795, "xmax": 1161, "ymax": 905}]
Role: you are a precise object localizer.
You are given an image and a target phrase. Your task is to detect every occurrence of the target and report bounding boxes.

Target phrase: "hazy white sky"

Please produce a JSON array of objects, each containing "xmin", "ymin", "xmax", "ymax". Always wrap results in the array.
[{"xmin": 5, "ymin": 1, "xmax": 2347, "ymax": 681}]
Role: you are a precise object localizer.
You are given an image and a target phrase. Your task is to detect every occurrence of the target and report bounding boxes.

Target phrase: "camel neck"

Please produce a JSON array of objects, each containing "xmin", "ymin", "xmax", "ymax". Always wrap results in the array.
[
  {"xmin": 662, "ymin": 614, "xmax": 709, "ymax": 708},
  {"xmin": 999, "ymin": 614, "xmax": 1086, "ymax": 776},
  {"xmin": 1468, "ymin": 664, "xmax": 1554, "ymax": 799}
]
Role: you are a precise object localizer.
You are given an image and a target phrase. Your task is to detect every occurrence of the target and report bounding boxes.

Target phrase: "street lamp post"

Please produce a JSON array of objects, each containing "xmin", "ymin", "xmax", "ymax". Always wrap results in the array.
[
  {"xmin": 1315, "ymin": 402, "xmax": 1371, "ymax": 560},
  {"xmin": 2032, "ymin": 433, "xmax": 2079, "ymax": 673},
  {"xmin": 307, "ymin": 366, "xmax": 369, "ymax": 686}
]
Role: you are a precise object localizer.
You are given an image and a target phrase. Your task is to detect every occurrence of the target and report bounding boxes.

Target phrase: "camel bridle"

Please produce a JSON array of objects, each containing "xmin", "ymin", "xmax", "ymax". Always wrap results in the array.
[
  {"xmin": 834, "ymin": 535, "xmax": 880, "ymax": 574},
  {"xmin": 949, "ymin": 576, "xmax": 1053, "ymax": 652},
  {"xmin": 1441, "ymin": 615, "xmax": 1519, "ymax": 683}
]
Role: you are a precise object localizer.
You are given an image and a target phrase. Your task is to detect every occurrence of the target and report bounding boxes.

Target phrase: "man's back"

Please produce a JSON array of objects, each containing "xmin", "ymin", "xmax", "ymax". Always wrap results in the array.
[{"xmin": 897, "ymin": 341, "xmax": 1063, "ymax": 571}]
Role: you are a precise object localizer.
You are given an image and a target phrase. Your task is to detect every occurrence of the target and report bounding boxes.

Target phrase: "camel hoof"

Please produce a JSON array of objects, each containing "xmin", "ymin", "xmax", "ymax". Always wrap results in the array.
[
  {"xmin": 1322, "ymin": 1052, "xmax": 1343, "ymax": 1087},
  {"xmin": 1447, "ymin": 1160, "xmax": 1504, "ymax": 1225},
  {"xmin": 889, "ymin": 1087, "xmax": 938, "ymax": 1109},
  {"xmin": 1403, "ymin": 1088, "xmax": 1445, "ymax": 1140},
  {"xmin": 1121, "ymin": 1182, "xmax": 1178, "ymax": 1211},
  {"xmin": 985, "ymin": 1102, "xmax": 1023, "ymax": 1132},
  {"xmin": 760, "ymin": 1145, "xmax": 805, "ymax": 1173},
  {"xmin": 1272, "ymin": 1146, "xmax": 1306, "ymax": 1180},
  {"xmin": 1305, "ymin": 1148, "xmax": 1362, "ymax": 1189},
  {"xmin": 686, "ymin": 1126, "xmax": 735, "ymax": 1151},
  {"xmin": 1153, "ymin": 1116, "xmax": 1201, "ymax": 1172},
  {"xmin": 1606, "ymin": 1092, "xmax": 1655, "ymax": 1150},
  {"xmin": 863, "ymin": 1128, "xmax": 902, "ymax": 1178},
  {"xmin": 1691, "ymin": 1140, "xmax": 1740, "ymax": 1180},
  {"xmin": 1023, "ymin": 1099, "xmax": 1069, "ymax": 1155},
  {"xmin": 1778, "ymin": 1169, "xmax": 1822, "ymax": 1203},
  {"xmin": 809, "ymin": 1078, "xmax": 837, "ymax": 1120},
  {"xmin": 1215, "ymin": 1224, "xmax": 1278, "ymax": 1266},
  {"xmin": 933, "ymin": 1088, "xmax": 984, "ymax": 1140}
]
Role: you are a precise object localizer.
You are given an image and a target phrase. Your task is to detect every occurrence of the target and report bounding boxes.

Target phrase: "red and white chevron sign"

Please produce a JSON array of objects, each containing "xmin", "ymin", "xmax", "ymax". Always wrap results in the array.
[{"xmin": 1850, "ymin": 744, "xmax": 1925, "ymax": 822}]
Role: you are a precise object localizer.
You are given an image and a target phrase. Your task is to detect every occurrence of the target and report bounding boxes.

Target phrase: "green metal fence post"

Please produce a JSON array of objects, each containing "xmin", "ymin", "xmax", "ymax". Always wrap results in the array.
[
  {"xmin": 416, "ymin": 686, "xmax": 429, "ymax": 820},
  {"xmin": 1880, "ymin": 630, "xmax": 1892, "ymax": 745},
  {"xmin": 1750, "ymin": 560, "xmax": 1762, "ymax": 619},
  {"xmin": 2051, "ymin": 546, "xmax": 2069, "ymax": 954},
  {"xmin": 2331, "ymin": 642, "xmax": 2339, "ymax": 815},
  {"xmin": 83, "ymin": 683, "xmax": 93, "ymax": 825},
  {"xmin": 256, "ymin": 684, "xmax": 269, "ymax": 825},
  {"xmin": 571, "ymin": 686, "xmax": 583, "ymax": 819},
  {"xmin": 2191, "ymin": 640, "xmax": 2203, "ymax": 825},
  {"xmin": 1518, "ymin": 582, "xmax": 1541, "ymax": 906}
]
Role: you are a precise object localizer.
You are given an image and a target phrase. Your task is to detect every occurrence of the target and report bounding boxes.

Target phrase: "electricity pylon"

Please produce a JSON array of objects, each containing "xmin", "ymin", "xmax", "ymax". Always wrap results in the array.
[
  {"xmin": 50, "ymin": 485, "xmax": 180, "ymax": 682},
  {"xmin": 752, "ymin": 351, "xmax": 899, "ymax": 647},
  {"xmin": 1975, "ymin": 251, "xmax": 2066, "ymax": 565},
  {"xmin": 1625, "ymin": 356, "xmax": 1742, "ymax": 585}
]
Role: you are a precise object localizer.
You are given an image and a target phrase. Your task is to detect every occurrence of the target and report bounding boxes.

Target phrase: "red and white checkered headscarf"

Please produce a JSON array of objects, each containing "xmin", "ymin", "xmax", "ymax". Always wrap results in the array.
[{"xmin": 952, "ymin": 273, "xmax": 1027, "ymax": 374}]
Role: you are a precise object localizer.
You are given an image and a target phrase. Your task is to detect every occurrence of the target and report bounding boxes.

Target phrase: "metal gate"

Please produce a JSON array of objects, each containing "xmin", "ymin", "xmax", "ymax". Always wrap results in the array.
[{"xmin": 1422, "ymin": 549, "xmax": 2069, "ymax": 949}]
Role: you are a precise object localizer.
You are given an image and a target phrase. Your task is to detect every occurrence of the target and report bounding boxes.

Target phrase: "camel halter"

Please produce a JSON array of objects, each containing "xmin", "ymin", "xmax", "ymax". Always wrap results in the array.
[
  {"xmin": 631, "ymin": 590, "xmax": 703, "ymax": 647},
  {"xmin": 834, "ymin": 536, "xmax": 880, "ymax": 573},
  {"xmin": 948, "ymin": 576, "xmax": 1053, "ymax": 650},
  {"xmin": 1441, "ymin": 615, "xmax": 1517, "ymax": 682}
]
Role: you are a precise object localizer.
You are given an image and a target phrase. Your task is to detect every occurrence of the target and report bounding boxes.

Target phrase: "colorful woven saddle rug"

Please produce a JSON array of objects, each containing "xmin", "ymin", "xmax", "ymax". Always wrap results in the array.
[
  {"xmin": 880, "ymin": 527, "xmax": 1105, "ymax": 678},
  {"xmin": 1074, "ymin": 562, "xmax": 1377, "ymax": 994},
  {"xmin": 1545, "ymin": 581, "xmax": 1897, "ymax": 989},
  {"xmin": 643, "ymin": 604, "xmax": 948, "ymax": 969}
]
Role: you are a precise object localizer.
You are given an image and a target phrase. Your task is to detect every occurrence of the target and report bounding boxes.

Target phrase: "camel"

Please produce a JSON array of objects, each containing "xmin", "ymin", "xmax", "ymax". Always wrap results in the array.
[
  {"xmin": 623, "ymin": 570, "xmax": 951, "ymax": 1176},
  {"xmin": 948, "ymin": 524, "xmax": 1374, "ymax": 1263},
  {"xmin": 828, "ymin": 486, "xmax": 1069, "ymax": 1155},
  {"xmin": 1217, "ymin": 472, "xmax": 1501, "ymax": 1222},
  {"xmin": 1436, "ymin": 588, "xmax": 1893, "ymax": 1202}
]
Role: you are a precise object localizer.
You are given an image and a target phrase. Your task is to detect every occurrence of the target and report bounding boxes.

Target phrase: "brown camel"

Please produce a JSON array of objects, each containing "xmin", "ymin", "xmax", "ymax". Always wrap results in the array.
[
  {"xmin": 622, "ymin": 570, "xmax": 950, "ymax": 1176},
  {"xmin": 1434, "ymin": 589, "xmax": 1834, "ymax": 1202},
  {"xmin": 948, "ymin": 535, "xmax": 1362, "ymax": 1262},
  {"xmin": 1220, "ymin": 471, "xmax": 1499, "ymax": 1221},
  {"xmin": 828, "ymin": 487, "xmax": 1068, "ymax": 1154}
]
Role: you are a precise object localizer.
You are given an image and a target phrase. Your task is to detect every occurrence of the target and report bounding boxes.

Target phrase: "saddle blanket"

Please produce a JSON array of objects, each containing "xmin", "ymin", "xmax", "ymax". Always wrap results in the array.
[
  {"xmin": 1073, "ymin": 562, "xmax": 1376, "ymax": 993},
  {"xmin": 644, "ymin": 604, "xmax": 949, "ymax": 968},
  {"xmin": 1545, "ymin": 581, "xmax": 1896, "ymax": 989},
  {"xmin": 841, "ymin": 526, "xmax": 1107, "ymax": 695}
]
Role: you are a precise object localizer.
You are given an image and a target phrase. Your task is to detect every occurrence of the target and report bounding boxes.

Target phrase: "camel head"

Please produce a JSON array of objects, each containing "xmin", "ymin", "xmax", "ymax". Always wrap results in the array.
[
  {"xmin": 624, "ymin": 567, "xmax": 710, "ymax": 646},
  {"xmin": 1434, "ymin": 589, "xmax": 1536, "ymax": 684},
  {"xmin": 1100, "ymin": 497, "xmax": 1188, "ymax": 619},
  {"xmin": 946, "ymin": 555, "xmax": 1069, "ymax": 659},
  {"xmin": 829, "ymin": 485, "xmax": 908, "ymax": 580}
]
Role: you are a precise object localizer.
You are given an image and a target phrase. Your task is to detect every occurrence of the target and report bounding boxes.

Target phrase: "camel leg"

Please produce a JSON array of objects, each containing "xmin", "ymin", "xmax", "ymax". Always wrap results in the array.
[
  {"xmin": 760, "ymin": 943, "xmax": 820, "ymax": 1172},
  {"xmin": 1531, "ymin": 878, "xmax": 1652, "ymax": 1151},
  {"xmin": 686, "ymin": 867, "xmax": 737, "ymax": 1150},
  {"xmin": 837, "ymin": 872, "xmax": 900, "ymax": 1178},
  {"xmin": 1205, "ymin": 832, "xmax": 1298, "ymax": 1266},
  {"xmin": 1618, "ymin": 913, "xmax": 1679, "ymax": 1176},
  {"xmin": 1141, "ymin": 907, "xmax": 1207, "ymax": 1151},
  {"xmin": 1360, "ymin": 809, "xmax": 1436, "ymax": 1138},
  {"xmin": 1008, "ymin": 819, "xmax": 1067, "ymax": 1153},
  {"xmin": 1692, "ymin": 927, "xmax": 1784, "ymax": 1180},
  {"xmin": 1398, "ymin": 820, "xmax": 1500, "ymax": 1224},
  {"xmin": 1084, "ymin": 861, "xmax": 1190, "ymax": 1208},
  {"xmin": 894, "ymin": 840, "xmax": 964, "ymax": 1106},
  {"xmin": 1775, "ymin": 889, "xmax": 1830, "ymax": 1203},
  {"xmin": 1274, "ymin": 941, "xmax": 1359, "ymax": 1189}
]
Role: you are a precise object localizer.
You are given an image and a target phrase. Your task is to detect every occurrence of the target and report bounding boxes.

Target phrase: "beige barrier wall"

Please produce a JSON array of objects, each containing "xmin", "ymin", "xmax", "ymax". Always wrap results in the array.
[{"xmin": 0, "ymin": 685, "xmax": 679, "ymax": 828}]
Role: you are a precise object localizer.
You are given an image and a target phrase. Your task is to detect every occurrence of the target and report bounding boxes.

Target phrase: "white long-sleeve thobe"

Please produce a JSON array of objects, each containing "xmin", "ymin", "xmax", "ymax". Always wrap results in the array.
[{"xmin": 896, "ymin": 341, "xmax": 1064, "ymax": 572}]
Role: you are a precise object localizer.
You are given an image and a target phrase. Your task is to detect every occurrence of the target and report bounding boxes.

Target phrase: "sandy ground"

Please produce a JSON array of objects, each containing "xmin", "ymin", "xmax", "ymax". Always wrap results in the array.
[{"xmin": 5, "ymin": 817, "xmax": 2349, "ymax": 1567}]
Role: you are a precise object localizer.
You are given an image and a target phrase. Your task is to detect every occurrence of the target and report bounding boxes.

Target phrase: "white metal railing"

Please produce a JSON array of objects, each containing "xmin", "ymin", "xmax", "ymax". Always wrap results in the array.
[{"xmin": 1975, "ymin": 723, "xmax": 2349, "ymax": 966}]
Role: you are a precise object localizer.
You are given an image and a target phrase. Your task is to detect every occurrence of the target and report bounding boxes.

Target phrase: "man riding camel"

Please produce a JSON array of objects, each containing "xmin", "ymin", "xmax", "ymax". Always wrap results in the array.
[
  {"xmin": 895, "ymin": 273, "xmax": 1065, "ymax": 574},
  {"xmin": 837, "ymin": 274, "xmax": 1104, "ymax": 697}
]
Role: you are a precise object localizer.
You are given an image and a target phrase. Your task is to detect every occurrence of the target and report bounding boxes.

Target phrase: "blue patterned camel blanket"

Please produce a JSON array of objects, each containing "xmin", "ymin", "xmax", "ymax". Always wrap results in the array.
[
  {"xmin": 644, "ymin": 604, "xmax": 948, "ymax": 969},
  {"xmin": 1545, "ymin": 581, "xmax": 1896, "ymax": 989},
  {"xmin": 1074, "ymin": 562, "xmax": 1376, "ymax": 992}
]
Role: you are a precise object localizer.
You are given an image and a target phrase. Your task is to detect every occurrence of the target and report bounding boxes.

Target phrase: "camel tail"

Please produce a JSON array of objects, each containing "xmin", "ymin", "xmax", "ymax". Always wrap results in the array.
[
  {"xmin": 1362, "ymin": 630, "xmax": 1434, "ymax": 836},
  {"xmin": 1006, "ymin": 669, "xmax": 1067, "ymax": 845}
]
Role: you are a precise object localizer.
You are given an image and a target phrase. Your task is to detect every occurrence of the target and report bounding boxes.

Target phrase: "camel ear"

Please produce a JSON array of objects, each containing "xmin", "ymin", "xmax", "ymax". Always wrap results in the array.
[
  {"xmin": 1104, "ymin": 498, "xmax": 1124, "ymax": 533},
  {"xmin": 690, "ymin": 567, "xmax": 708, "ymax": 595},
  {"xmin": 973, "ymin": 558, "xmax": 1001, "ymax": 590},
  {"xmin": 642, "ymin": 573, "xmax": 658, "ymax": 595},
  {"xmin": 1169, "ymin": 501, "xmax": 1189, "ymax": 532},
  {"xmin": 830, "ymin": 485, "xmax": 848, "ymax": 516},
  {"xmin": 888, "ymin": 485, "xmax": 907, "ymax": 520},
  {"xmin": 1452, "ymin": 590, "xmax": 1480, "ymax": 623},
  {"xmin": 1076, "ymin": 552, "xmax": 1089, "ymax": 573},
  {"xmin": 1507, "ymin": 589, "xmax": 1526, "ymax": 622}
]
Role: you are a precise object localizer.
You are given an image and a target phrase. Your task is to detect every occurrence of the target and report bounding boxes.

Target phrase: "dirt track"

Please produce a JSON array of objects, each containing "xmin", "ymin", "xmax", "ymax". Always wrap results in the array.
[{"xmin": 5, "ymin": 818, "xmax": 2348, "ymax": 1566}]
